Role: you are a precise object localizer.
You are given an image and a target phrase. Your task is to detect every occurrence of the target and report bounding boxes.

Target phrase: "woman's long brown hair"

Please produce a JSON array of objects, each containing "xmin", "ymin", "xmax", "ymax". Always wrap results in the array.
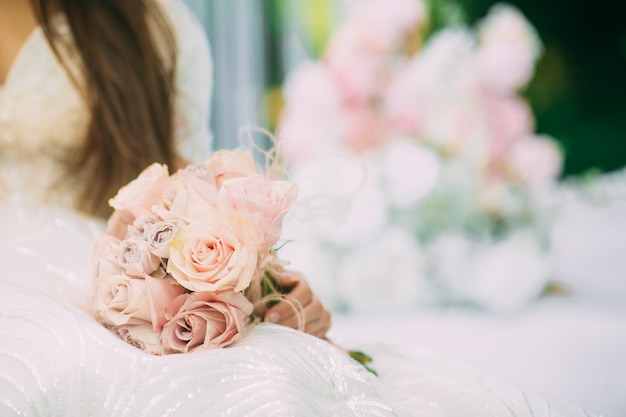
[{"xmin": 30, "ymin": 0, "xmax": 180, "ymax": 218}]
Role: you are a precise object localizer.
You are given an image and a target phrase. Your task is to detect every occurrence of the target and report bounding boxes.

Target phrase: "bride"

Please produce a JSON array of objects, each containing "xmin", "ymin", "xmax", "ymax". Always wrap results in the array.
[{"xmin": 0, "ymin": 0, "xmax": 600, "ymax": 415}]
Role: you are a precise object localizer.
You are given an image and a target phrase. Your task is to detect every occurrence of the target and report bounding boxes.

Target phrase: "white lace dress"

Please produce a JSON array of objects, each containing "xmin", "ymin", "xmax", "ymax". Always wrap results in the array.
[{"xmin": 0, "ymin": 1, "xmax": 600, "ymax": 416}]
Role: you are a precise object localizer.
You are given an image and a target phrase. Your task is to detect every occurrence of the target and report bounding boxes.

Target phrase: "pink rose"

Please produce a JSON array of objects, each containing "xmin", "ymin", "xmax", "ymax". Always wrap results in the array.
[
  {"xmin": 205, "ymin": 149, "xmax": 259, "ymax": 188},
  {"xmin": 153, "ymin": 175, "xmax": 218, "ymax": 223},
  {"xmin": 144, "ymin": 275, "xmax": 187, "ymax": 332},
  {"xmin": 105, "ymin": 209, "xmax": 135, "ymax": 241},
  {"xmin": 146, "ymin": 220, "xmax": 181, "ymax": 258},
  {"xmin": 118, "ymin": 237, "xmax": 162, "ymax": 278},
  {"xmin": 166, "ymin": 218, "xmax": 259, "ymax": 292},
  {"xmin": 108, "ymin": 163, "xmax": 170, "ymax": 218},
  {"xmin": 160, "ymin": 291, "xmax": 253, "ymax": 354},
  {"xmin": 218, "ymin": 175, "xmax": 298, "ymax": 249}
]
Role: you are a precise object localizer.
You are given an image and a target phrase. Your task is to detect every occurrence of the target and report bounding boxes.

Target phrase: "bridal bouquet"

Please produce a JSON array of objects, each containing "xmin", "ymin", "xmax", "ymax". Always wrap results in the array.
[
  {"xmin": 278, "ymin": 1, "xmax": 562, "ymax": 313},
  {"xmin": 91, "ymin": 149, "xmax": 298, "ymax": 355}
]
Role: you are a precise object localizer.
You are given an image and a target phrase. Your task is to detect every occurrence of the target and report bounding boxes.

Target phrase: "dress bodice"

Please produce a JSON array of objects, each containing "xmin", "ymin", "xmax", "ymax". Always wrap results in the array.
[{"xmin": 0, "ymin": 23, "xmax": 88, "ymax": 207}]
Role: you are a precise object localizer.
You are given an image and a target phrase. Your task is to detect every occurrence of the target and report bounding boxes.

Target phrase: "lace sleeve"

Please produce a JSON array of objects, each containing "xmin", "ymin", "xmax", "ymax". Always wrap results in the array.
[{"xmin": 160, "ymin": 0, "xmax": 214, "ymax": 162}]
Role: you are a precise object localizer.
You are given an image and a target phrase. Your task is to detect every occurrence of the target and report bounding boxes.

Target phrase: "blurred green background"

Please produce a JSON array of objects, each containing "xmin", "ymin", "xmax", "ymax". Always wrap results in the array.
[{"xmin": 187, "ymin": 0, "xmax": 626, "ymax": 177}]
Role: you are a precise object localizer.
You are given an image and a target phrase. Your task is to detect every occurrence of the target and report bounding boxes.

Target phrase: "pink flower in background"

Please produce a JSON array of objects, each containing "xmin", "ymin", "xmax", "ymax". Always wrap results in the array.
[
  {"xmin": 482, "ymin": 94, "xmax": 534, "ymax": 159},
  {"xmin": 218, "ymin": 175, "xmax": 298, "ymax": 249},
  {"xmin": 343, "ymin": 107, "xmax": 386, "ymax": 152},
  {"xmin": 341, "ymin": 0, "xmax": 424, "ymax": 54},
  {"xmin": 279, "ymin": 62, "xmax": 344, "ymax": 167},
  {"xmin": 161, "ymin": 291, "xmax": 253, "ymax": 354},
  {"xmin": 326, "ymin": 48, "xmax": 382, "ymax": 108},
  {"xmin": 167, "ymin": 218, "xmax": 258, "ymax": 293}
]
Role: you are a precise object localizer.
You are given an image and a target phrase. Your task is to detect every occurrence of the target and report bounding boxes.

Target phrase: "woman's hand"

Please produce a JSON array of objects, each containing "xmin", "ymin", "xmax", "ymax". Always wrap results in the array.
[{"xmin": 263, "ymin": 269, "xmax": 332, "ymax": 339}]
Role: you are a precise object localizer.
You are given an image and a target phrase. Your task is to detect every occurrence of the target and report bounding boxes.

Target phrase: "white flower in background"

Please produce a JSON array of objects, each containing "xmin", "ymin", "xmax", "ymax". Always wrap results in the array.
[
  {"xmin": 287, "ymin": 154, "xmax": 388, "ymax": 247},
  {"xmin": 277, "ymin": 238, "xmax": 339, "ymax": 309},
  {"xmin": 407, "ymin": 28, "xmax": 476, "ymax": 92},
  {"xmin": 476, "ymin": 4, "xmax": 542, "ymax": 92},
  {"xmin": 340, "ymin": 0, "xmax": 425, "ymax": 54},
  {"xmin": 336, "ymin": 226, "xmax": 431, "ymax": 313},
  {"xmin": 382, "ymin": 139, "xmax": 441, "ymax": 209},
  {"xmin": 478, "ymin": 4, "xmax": 542, "ymax": 59},
  {"xmin": 466, "ymin": 230, "xmax": 550, "ymax": 313},
  {"xmin": 425, "ymin": 231, "xmax": 475, "ymax": 302},
  {"xmin": 508, "ymin": 135, "xmax": 563, "ymax": 192},
  {"xmin": 550, "ymin": 199, "xmax": 626, "ymax": 299}
]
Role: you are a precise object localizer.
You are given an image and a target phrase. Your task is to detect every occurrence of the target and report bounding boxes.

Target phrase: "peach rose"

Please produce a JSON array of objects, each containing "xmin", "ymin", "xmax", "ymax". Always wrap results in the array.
[
  {"xmin": 205, "ymin": 149, "xmax": 259, "ymax": 188},
  {"xmin": 160, "ymin": 291, "xmax": 253, "ymax": 354},
  {"xmin": 108, "ymin": 163, "xmax": 170, "ymax": 218},
  {"xmin": 166, "ymin": 218, "xmax": 258, "ymax": 292},
  {"xmin": 218, "ymin": 175, "xmax": 298, "ymax": 249}
]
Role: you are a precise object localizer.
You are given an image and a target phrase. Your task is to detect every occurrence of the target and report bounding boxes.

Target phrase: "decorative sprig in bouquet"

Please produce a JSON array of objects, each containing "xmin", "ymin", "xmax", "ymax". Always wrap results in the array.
[
  {"xmin": 278, "ymin": 1, "xmax": 563, "ymax": 313},
  {"xmin": 91, "ymin": 149, "xmax": 298, "ymax": 354}
]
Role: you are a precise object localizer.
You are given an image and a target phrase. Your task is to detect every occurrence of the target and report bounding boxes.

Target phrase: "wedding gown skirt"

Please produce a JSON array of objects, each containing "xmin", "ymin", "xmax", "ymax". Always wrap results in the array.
[{"xmin": 0, "ymin": 204, "xmax": 600, "ymax": 417}]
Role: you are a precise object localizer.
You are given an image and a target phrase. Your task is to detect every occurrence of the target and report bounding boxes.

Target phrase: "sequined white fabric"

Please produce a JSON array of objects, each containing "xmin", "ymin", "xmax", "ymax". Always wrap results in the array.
[{"xmin": 0, "ymin": 1, "xmax": 600, "ymax": 416}]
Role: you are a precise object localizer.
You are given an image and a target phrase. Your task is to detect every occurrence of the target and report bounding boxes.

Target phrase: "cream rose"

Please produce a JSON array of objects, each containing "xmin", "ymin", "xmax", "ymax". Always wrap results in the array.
[
  {"xmin": 116, "ymin": 321, "xmax": 161, "ymax": 355},
  {"xmin": 218, "ymin": 175, "xmax": 298, "ymax": 249},
  {"xmin": 160, "ymin": 291, "xmax": 253, "ymax": 354},
  {"xmin": 91, "ymin": 235, "xmax": 123, "ymax": 278},
  {"xmin": 95, "ymin": 274, "xmax": 152, "ymax": 326},
  {"xmin": 166, "ymin": 218, "xmax": 258, "ymax": 292}
]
